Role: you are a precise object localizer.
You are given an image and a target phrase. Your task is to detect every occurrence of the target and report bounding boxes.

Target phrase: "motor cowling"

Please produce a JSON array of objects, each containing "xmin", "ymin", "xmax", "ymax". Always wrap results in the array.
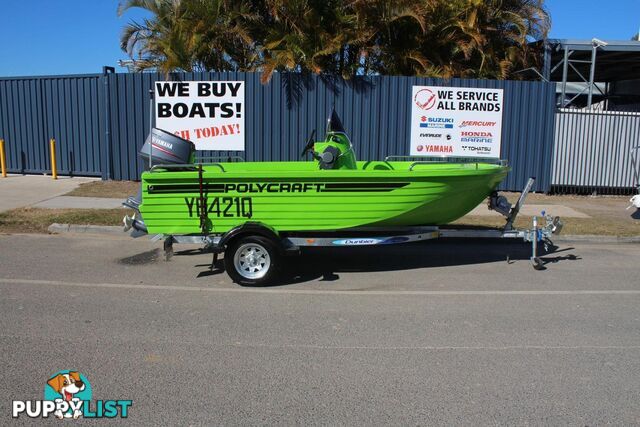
[{"xmin": 139, "ymin": 128, "xmax": 195, "ymax": 170}]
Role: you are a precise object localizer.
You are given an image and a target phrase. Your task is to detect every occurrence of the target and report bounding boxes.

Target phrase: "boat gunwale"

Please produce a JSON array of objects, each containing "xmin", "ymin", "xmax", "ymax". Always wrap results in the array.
[{"xmin": 142, "ymin": 161, "xmax": 511, "ymax": 180}]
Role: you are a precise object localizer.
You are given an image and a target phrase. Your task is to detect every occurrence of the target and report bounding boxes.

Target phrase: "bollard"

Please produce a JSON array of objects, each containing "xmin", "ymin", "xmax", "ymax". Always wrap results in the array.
[
  {"xmin": 49, "ymin": 138, "xmax": 57, "ymax": 180},
  {"xmin": 0, "ymin": 139, "xmax": 6, "ymax": 178}
]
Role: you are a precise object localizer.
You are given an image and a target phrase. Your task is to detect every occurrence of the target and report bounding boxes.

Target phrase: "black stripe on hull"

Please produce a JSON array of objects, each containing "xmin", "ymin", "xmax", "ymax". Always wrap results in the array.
[
  {"xmin": 322, "ymin": 183, "xmax": 407, "ymax": 192},
  {"xmin": 147, "ymin": 184, "xmax": 225, "ymax": 194},
  {"xmin": 147, "ymin": 182, "xmax": 409, "ymax": 194}
]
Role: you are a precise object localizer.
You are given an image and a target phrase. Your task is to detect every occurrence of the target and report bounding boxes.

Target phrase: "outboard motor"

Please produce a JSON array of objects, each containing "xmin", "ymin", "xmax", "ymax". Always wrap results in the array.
[
  {"xmin": 139, "ymin": 128, "xmax": 196, "ymax": 169},
  {"xmin": 124, "ymin": 128, "xmax": 196, "ymax": 234}
]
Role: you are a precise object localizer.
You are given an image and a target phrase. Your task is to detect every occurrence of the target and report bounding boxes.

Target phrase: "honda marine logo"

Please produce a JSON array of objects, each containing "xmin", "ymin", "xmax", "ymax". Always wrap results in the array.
[{"xmin": 461, "ymin": 131, "xmax": 493, "ymax": 137}]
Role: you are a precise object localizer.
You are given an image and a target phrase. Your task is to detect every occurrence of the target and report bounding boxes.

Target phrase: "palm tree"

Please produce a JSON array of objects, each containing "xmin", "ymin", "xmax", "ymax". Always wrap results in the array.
[
  {"xmin": 118, "ymin": 0, "xmax": 551, "ymax": 80},
  {"xmin": 257, "ymin": 0, "xmax": 355, "ymax": 82},
  {"xmin": 119, "ymin": 0, "xmax": 261, "ymax": 73},
  {"xmin": 426, "ymin": 0, "xmax": 551, "ymax": 79}
]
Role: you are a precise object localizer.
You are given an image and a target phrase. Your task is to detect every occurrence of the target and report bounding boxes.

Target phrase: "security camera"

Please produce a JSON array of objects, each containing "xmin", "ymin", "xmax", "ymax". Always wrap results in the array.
[{"xmin": 592, "ymin": 38, "xmax": 608, "ymax": 47}]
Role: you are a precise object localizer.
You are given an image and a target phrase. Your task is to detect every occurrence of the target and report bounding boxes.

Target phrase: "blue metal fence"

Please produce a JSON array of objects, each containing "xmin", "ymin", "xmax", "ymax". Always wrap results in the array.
[
  {"xmin": 0, "ymin": 74, "xmax": 104, "ymax": 176},
  {"xmin": 0, "ymin": 71, "xmax": 557, "ymax": 191}
]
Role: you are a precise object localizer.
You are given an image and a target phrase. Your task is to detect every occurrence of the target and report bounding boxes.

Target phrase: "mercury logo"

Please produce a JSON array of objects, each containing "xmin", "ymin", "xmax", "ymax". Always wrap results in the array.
[{"xmin": 459, "ymin": 120, "xmax": 497, "ymax": 128}]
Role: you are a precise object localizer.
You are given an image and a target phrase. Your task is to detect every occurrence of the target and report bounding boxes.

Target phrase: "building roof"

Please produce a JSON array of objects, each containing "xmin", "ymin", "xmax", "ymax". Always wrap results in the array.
[{"xmin": 545, "ymin": 38, "xmax": 640, "ymax": 82}]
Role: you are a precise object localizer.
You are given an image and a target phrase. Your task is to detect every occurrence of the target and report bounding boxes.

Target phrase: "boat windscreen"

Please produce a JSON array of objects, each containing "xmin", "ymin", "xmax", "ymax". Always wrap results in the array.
[{"xmin": 326, "ymin": 109, "xmax": 346, "ymax": 134}]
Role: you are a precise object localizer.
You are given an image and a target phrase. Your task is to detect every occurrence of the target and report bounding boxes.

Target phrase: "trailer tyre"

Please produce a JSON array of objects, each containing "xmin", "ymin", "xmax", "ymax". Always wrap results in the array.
[{"xmin": 225, "ymin": 236, "xmax": 281, "ymax": 286}]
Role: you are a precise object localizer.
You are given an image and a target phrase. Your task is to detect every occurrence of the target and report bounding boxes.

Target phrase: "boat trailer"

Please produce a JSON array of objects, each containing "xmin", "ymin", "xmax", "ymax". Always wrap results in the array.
[{"xmin": 126, "ymin": 177, "xmax": 562, "ymax": 282}]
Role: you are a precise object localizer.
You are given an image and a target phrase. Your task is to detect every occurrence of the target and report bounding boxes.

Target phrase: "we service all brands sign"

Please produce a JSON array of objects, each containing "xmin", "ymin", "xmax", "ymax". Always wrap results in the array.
[
  {"xmin": 410, "ymin": 86, "xmax": 504, "ymax": 158},
  {"xmin": 155, "ymin": 81, "xmax": 245, "ymax": 151}
]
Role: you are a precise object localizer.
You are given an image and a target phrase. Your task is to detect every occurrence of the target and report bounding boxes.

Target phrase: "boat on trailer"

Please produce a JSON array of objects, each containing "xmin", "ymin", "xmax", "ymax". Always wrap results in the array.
[{"xmin": 124, "ymin": 110, "xmax": 561, "ymax": 285}]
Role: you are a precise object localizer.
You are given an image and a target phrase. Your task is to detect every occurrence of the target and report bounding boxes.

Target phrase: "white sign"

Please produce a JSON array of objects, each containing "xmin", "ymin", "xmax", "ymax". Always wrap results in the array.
[
  {"xmin": 155, "ymin": 81, "xmax": 245, "ymax": 151},
  {"xmin": 410, "ymin": 86, "xmax": 504, "ymax": 158}
]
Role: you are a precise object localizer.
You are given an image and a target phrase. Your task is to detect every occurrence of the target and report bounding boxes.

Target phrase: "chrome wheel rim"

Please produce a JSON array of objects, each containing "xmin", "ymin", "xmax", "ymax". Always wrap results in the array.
[{"xmin": 234, "ymin": 243, "xmax": 271, "ymax": 280}]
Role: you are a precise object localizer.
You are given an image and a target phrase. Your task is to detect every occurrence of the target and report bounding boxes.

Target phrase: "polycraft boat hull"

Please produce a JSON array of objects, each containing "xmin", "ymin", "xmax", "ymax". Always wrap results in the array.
[{"xmin": 138, "ymin": 160, "xmax": 509, "ymax": 235}]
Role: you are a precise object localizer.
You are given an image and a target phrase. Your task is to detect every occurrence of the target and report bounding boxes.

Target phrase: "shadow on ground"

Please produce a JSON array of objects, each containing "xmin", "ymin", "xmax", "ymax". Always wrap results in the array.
[
  {"xmin": 181, "ymin": 239, "xmax": 579, "ymax": 286},
  {"xmin": 117, "ymin": 248, "xmax": 161, "ymax": 265}
]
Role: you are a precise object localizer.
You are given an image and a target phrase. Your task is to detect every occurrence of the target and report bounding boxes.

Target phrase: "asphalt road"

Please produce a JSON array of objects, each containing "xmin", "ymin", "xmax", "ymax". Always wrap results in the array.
[{"xmin": 1, "ymin": 233, "xmax": 639, "ymax": 425}]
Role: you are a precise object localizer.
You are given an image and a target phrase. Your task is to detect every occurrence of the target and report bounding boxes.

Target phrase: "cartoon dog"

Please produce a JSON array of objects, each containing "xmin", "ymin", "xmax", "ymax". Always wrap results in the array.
[{"xmin": 47, "ymin": 372, "xmax": 85, "ymax": 419}]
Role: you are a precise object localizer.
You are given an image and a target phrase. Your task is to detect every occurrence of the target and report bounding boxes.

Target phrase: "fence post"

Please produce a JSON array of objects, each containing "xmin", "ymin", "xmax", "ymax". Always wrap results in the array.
[
  {"xmin": 0, "ymin": 139, "xmax": 6, "ymax": 177},
  {"xmin": 101, "ymin": 66, "xmax": 115, "ymax": 180},
  {"xmin": 49, "ymin": 138, "xmax": 57, "ymax": 180}
]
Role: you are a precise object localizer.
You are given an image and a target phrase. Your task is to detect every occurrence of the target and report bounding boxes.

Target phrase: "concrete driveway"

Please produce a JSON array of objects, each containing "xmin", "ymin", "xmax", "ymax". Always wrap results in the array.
[
  {"xmin": 0, "ymin": 174, "xmax": 96, "ymax": 212},
  {"xmin": 1, "ymin": 233, "xmax": 639, "ymax": 424}
]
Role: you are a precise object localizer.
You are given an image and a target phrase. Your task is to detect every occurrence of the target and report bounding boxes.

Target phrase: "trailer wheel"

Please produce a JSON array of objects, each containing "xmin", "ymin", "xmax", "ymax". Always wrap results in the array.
[{"xmin": 225, "ymin": 236, "xmax": 281, "ymax": 286}]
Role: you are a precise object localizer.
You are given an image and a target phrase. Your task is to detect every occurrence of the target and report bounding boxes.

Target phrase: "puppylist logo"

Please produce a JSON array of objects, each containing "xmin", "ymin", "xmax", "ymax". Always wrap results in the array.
[{"xmin": 12, "ymin": 370, "xmax": 132, "ymax": 420}]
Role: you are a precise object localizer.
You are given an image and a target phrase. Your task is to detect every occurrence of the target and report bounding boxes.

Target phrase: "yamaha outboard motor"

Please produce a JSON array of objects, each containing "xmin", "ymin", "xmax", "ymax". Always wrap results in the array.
[
  {"xmin": 139, "ymin": 128, "xmax": 196, "ymax": 170},
  {"xmin": 124, "ymin": 128, "xmax": 196, "ymax": 234}
]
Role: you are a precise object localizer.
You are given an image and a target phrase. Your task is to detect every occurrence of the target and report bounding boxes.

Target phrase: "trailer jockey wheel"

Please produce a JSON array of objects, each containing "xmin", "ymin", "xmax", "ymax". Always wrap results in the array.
[{"xmin": 224, "ymin": 235, "xmax": 281, "ymax": 286}]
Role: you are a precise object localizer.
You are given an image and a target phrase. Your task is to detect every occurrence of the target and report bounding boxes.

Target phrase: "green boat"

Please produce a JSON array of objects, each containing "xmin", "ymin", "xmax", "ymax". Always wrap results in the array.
[
  {"xmin": 124, "ymin": 110, "xmax": 516, "ymax": 285},
  {"xmin": 132, "ymin": 111, "xmax": 509, "ymax": 236}
]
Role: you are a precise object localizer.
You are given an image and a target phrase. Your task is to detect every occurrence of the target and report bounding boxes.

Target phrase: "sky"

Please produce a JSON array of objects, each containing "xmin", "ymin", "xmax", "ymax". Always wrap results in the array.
[{"xmin": 0, "ymin": 0, "xmax": 639, "ymax": 77}]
